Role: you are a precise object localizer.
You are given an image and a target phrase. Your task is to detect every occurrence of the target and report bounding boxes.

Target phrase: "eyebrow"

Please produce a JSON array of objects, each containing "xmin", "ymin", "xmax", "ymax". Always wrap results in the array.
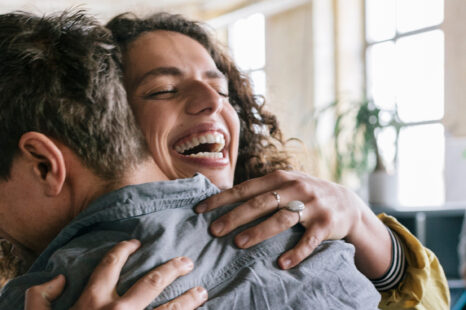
[{"xmin": 135, "ymin": 66, "xmax": 227, "ymax": 87}]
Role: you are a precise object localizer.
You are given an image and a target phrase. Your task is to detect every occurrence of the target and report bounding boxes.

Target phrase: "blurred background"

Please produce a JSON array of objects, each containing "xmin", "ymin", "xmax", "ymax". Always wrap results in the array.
[{"xmin": 1, "ymin": 0, "xmax": 465, "ymax": 306}]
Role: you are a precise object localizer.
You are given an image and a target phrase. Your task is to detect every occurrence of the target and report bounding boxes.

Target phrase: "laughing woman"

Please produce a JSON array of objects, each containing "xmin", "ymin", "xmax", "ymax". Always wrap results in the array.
[{"xmin": 29, "ymin": 11, "xmax": 449, "ymax": 309}]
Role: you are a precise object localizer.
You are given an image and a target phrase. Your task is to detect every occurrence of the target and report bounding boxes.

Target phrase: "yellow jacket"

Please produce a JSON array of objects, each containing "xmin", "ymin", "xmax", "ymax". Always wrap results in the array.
[{"xmin": 378, "ymin": 214, "xmax": 450, "ymax": 310}]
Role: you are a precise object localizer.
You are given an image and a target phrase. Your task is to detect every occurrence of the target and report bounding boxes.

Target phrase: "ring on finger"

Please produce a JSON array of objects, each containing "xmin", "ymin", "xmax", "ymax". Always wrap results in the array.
[
  {"xmin": 271, "ymin": 191, "xmax": 281, "ymax": 210},
  {"xmin": 280, "ymin": 200, "xmax": 305, "ymax": 223}
]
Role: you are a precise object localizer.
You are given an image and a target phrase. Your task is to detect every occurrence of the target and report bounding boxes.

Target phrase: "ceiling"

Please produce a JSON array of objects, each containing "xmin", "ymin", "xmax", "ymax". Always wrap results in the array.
[{"xmin": 0, "ymin": 0, "xmax": 251, "ymax": 22}]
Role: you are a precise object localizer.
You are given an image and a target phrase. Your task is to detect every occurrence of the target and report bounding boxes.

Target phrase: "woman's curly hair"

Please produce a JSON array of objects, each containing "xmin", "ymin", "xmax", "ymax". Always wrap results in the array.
[{"xmin": 106, "ymin": 12, "xmax": 292, "ymax": 184}]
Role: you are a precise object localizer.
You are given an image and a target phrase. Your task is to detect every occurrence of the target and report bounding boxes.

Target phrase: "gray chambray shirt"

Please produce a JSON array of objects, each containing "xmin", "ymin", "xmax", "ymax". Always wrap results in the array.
[{"xmin": 0, "ymin": 174, "xmax": 380, "ymax": 309}]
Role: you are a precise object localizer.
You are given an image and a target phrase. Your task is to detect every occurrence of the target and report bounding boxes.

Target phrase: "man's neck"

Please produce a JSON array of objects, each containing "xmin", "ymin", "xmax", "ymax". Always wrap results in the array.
[
  {"xmin": 76, "ymin": 158, "xmax": 168, "ymax": 215},
  {"xmin": 20, "ymin": 158, "xmax": 167, "ymax": 267},
  {"xmin": 121, "ymin": 158, "xmax": 169, "ymax": 187}
]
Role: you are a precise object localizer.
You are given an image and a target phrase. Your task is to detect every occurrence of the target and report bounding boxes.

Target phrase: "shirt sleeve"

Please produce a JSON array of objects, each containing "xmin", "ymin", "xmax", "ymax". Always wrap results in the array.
[
  {"xmin": 376, "ymin": 213, "xmax": 450, "ymax": 310},
  {"xmin": 371, "ymin": 226, "xmax": 406, "ymax": 291}
]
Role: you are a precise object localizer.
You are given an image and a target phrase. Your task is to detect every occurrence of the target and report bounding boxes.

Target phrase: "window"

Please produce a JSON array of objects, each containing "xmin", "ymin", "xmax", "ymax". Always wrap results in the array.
[
  {"xmin": 228, "ymin": 13, "xmax": 266, "ymax": 97},
  {"xmin": 365, "ymin": 0, "xmax": 445, "ymax": 206}
]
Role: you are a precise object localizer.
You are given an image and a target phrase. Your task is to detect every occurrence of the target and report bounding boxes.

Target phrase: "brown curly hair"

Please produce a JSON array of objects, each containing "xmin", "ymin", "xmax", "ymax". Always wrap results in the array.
[{"xmin": 106, "ymin": 12, "xmax": 292, "ymax": 184}]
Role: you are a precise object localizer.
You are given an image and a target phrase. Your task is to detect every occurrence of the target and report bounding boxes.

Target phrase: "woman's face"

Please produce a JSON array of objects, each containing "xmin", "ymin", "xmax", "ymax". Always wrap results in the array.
[{"xmin": 123, "ymin": 30, "xmax": 240, "ymax": 189}]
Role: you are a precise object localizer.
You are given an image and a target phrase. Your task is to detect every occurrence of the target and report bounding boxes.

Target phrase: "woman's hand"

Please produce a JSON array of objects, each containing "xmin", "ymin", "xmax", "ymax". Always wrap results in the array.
[
  {"xmin": 195, "ymin": 170, "xmax": 392, "ymax": 279},
  {"xmin": 25, "ymin": 240, "xmax": 207, "ymax": 310}
]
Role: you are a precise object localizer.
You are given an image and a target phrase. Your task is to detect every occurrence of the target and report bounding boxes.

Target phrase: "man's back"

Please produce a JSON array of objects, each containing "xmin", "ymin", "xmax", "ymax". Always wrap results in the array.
[{"xmin": 0, "ymin": 174, "xmax": 380, "ymax": 309}]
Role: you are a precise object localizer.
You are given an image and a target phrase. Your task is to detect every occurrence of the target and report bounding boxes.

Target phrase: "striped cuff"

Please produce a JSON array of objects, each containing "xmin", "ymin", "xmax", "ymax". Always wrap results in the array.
[{"xmin": 371, "ymin": 227, "xmax": 406, "ymax": 291}]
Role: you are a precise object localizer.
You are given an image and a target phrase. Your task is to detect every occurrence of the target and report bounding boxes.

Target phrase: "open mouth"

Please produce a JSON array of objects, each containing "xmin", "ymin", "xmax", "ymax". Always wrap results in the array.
[{"xmin": 174, "ymin": 131, "xmax": 225, "ymax": 159}]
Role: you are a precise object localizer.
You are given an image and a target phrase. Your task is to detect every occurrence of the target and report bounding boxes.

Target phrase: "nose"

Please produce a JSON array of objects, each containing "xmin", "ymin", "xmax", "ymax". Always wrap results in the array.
[{"xmin": 185, "ymin": 80, "xmax": 223, "ymax": 115}]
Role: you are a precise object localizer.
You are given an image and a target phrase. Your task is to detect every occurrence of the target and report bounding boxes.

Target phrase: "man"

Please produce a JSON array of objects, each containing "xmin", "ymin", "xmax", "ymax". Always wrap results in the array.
[{"xmin": 0, "ymin": 11, "xmax": 380, "ymax": 309}]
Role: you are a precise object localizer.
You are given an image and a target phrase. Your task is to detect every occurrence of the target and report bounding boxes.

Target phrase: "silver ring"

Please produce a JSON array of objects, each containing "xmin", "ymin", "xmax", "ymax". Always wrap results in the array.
[
  {"xmin": 271, "ymin": 191, "xmax": 280, "ymax": 210},
  {"xmin": 281, "ymin": 200, "xmax": 305, "ymax": 223}
]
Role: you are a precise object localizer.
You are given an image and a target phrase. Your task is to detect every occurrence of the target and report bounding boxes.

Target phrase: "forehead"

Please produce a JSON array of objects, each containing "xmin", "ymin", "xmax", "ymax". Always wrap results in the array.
[{"xmin": 124, "ymin": 30, "xmax": 221, "ymax": 85}]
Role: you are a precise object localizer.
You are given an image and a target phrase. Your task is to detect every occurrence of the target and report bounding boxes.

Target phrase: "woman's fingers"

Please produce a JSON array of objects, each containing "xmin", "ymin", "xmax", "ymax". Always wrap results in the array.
[
  {"xmin": 233, "ymin": 208, "xmax": 301, "ymax": 248},
  {"xmin": 200, "ymin": 169, "xmax": 362, "ymax": 272},
  {"xmin": 120, "ymin": 256, "xmax": 195, "ymax": 309},
  {"xmin": 209, "ymin": 191, "xmax": 281, "ymax": 236},
  {"xmin": 209, "ymin": 180, "xmax": 311, "ymax": 237},
  {"xmin": 28, "ymin": 241, "xmax": 204, "ymax": 310},
  {"xmin": 70, "ymin": 239, "xmax": 142, "ymax": 309},
  {"xmin": 195, "ymin": 170, "xmax": 294, "ymax": 213},
  {"xmin": 24, "ymin": 274, "xmax": 66, "ymax": 310},
  {"xmin": 278, "ymin": 223, "xmax": 329, "ymax": 269},
  {"xmin": 85, "ymin": 239, "xmax": 141, "ymax": 296},
  {"xmin": 154, "ymin": 286, "xmax": 208, "ymax": 310}
]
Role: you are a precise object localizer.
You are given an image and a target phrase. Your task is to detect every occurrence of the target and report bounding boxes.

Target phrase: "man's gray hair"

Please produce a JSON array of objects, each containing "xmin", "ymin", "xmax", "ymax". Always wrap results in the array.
[{"xmin": 0, "ymin": 11, "xmax": 149, "ymax": 180}]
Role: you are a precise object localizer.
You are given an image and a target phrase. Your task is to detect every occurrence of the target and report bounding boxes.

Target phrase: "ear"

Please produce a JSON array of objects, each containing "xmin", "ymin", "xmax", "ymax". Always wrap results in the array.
[{"xmin": 18, "ymin": 132, "xmax": 66, "ymax": 197}]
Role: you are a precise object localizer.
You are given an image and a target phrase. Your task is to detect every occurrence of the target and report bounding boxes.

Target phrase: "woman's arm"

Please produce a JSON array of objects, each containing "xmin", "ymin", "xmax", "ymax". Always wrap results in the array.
[
  {"xmin": 196, "ymin": 170, "xmax": 392, "ymax": 278},
  {"xmin": 196, "ymin": 169, "xmax": 449, "ymax": 309},
  {"xmin": 25, "ymin": 240, "xmax": 207, "ymax": 310},
  {"xmin": 378, "ymin": 214, "xmax": 450, "ymax": 310}
]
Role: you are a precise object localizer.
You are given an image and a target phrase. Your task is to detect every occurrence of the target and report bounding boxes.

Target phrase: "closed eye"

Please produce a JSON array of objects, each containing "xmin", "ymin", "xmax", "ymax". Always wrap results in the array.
[{"xmin": 145, "ymin": 89, "xmax": 177, "ymax": 100}]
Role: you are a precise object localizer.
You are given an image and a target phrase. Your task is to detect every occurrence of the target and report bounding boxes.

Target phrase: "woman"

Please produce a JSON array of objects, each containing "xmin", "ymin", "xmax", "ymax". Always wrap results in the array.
[
  {"xmin": 30, "ymin": 11, "xmax": 449, "ymax": 309},
  {"xmin": 106, "ymin": 12, "xmax": 449, "ymax": 309}
]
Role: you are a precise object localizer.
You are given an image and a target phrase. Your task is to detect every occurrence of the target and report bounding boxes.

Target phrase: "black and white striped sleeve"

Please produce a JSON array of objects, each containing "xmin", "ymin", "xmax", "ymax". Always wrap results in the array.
[{"xmin": 371, "ymin": 227, "xmax": 407, "ymax": 291}]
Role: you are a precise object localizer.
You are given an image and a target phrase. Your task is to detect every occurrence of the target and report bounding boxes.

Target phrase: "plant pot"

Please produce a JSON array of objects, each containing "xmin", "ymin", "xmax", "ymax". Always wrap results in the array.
[{"xmin": 368, "ymin": 170, "xmax": 398, "ymax": 206}]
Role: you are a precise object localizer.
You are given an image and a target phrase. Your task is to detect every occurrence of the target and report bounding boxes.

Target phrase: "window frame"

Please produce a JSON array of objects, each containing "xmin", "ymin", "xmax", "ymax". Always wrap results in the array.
[{"xmin": 364, "ymin": 0, "xmax": 446, "ymax": 206}]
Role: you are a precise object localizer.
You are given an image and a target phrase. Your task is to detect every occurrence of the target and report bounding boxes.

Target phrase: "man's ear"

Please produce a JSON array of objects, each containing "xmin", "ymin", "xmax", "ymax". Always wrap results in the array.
[{"xmin": 18, "ymin": 132, "xmax": 66, "ymax": 197}]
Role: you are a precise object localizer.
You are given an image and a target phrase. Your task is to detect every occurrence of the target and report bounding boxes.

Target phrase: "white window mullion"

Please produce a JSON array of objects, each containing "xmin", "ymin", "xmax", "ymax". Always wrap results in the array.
[{"xmin": 365, "ymin": 0, "xmax": 445, "ymax": 206}]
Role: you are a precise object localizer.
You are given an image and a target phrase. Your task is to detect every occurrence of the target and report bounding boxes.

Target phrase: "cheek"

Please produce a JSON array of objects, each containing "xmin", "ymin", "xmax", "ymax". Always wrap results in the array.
[
  {"xmin": 134, "ymin": 106, "xmax": 178, "ymax": 155},
  {"xmin": 225, "ymin": 107, "xmax": 241, "ymax": 149}
]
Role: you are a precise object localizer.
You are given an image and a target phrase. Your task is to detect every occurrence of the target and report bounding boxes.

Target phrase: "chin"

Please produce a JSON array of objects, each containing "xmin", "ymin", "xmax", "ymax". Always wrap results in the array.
[{"xmin": 203, "ymin": 172, "xmax": 234, "ymax": 190}]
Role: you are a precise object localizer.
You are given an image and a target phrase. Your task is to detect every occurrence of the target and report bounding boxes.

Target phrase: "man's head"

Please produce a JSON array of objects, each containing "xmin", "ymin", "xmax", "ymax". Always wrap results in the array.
[
  {"xmin": 0, "ymin": 11, "xmax": 148, "ymax": 181},
  {"xmin": 0, "ymin": 11, "xmax": 151, "ymax": 259}
]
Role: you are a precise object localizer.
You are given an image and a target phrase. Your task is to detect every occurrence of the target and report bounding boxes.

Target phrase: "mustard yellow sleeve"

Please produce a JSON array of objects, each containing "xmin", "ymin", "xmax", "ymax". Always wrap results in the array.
[{"xmin": 377, "ymin": 213, "xmax": 450, "ymax": 310}]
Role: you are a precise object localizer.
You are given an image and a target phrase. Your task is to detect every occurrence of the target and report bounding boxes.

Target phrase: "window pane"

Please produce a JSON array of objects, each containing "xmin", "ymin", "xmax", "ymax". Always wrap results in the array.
[
  {"xmin": 229, "ymin": 13, "xmax": 265, "ymax": 71},
  {"xmin": 397, "ymin": 0, "xmax": 444, "ymax": 33},
  {"xmin": 366, "ymin": 0, "xmax": 396, "ymax": 42},
  {"xmin": 398, "ymin": 124, "xmax": 444, "ymax": 206},
  {"xmin": 367, "ymin": 42, "xmax": 396, "ymax": 110},
  {"xmin": 396, "ymin": 30, "xmax": 444, "ymax": 122},
  {"xmin": 249, "ymin": 70, "xmax": 266, "ymax": 97},
  {"xmin": 377, "ymin": 126, "xmax": 397, "ymax": 171}
]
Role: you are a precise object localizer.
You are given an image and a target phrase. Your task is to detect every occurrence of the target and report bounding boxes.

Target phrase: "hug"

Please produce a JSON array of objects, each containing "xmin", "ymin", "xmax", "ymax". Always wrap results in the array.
[{"xmin": 0, "ymin": 10, "xmax": 449, "ymax": 310}]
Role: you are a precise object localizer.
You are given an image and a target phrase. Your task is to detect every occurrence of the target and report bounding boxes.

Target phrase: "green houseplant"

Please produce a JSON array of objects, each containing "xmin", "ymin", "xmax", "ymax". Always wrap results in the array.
[{"xmin": 315, "ymin": 100, "xmax": 401, "ymax": 186}]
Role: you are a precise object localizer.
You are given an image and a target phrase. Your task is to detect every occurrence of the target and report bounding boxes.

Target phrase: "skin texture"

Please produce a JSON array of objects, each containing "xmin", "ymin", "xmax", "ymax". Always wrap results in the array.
[
  {"xmin": 123, "ymin": 30, "xmax": 240, "ymax": 190},
  {"xmin": 25, "ymin": 240, "xmax": 208, "ymax": 310}
]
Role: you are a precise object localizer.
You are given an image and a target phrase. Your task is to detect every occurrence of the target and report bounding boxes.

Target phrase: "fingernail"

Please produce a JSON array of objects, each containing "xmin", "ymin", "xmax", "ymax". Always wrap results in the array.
[
  {"xmin": 179, "ymin": 257, "xmax": 194, "ymax": 270},
  {"xmin": 128, "ymin": 239, "xmax": 141, "ymax": 246},
  {"xmin": 196, "ymin": 203, "xmax": 207, "ymax": 213},
  {"xmin": 211, "ymin": 221, "xmax": 224, "ymax": 235},
  {"xmin": 236, "ymin": 234, "xmax": 249, "ymax": 247},
  {"xmin": 197, "ymin": 287, "xmax": 208, "ymax": 300},
  {"xmin": 280, "ymin": 258, "xmax": 292, "ymax": 269}
]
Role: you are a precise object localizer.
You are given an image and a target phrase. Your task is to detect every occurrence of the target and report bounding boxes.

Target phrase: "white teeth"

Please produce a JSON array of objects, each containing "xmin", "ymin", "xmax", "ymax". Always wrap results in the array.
[
  {"xmin": 175, "ymin": 132, "xmax": 225, "ymax": 155},
  {"xmin": 187, "ymin": 152, "xmax": 223, "ymax": 159},
  {"xmin": 206, "ymin": 134, "xmax": 215, "ymax": 143}
]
